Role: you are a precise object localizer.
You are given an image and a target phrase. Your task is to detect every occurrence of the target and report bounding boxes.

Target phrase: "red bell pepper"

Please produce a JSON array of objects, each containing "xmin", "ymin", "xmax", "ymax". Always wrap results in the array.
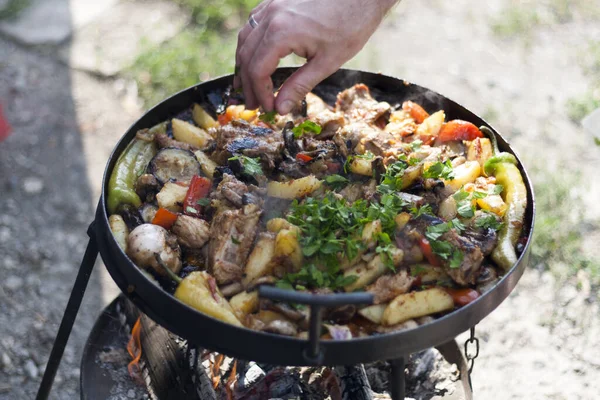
[
  {"xmin": 402, "ymin": 101, "xmax": 429, "ymax": 124},
  {"xmin": 183, "ymin": 175, "xmax": 211, "ymax": 216},
  {"xmin": 152, "ymin": 208, "xmax": 179, "ymax": 230},
  {"xmin": 445, "ymin": 288, "xmax": 480, "ymax": 306},
  {"xmin": 438, "ymin": 120, "xmax": 483, "ymax": 142},
  {"xmin": 296, "ymin": 153, "xmax": 313, "ymax": 163},
  {"xmin": 418, "ymin": 237, "xmax": 441, "ymax": 267}
]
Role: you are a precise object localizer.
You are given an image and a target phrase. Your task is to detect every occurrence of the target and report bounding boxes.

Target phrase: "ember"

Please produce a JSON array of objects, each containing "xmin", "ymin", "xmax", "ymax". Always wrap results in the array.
[{"xmin": 126, "ymin": 317, "xmax": 143, "ymax": 383}]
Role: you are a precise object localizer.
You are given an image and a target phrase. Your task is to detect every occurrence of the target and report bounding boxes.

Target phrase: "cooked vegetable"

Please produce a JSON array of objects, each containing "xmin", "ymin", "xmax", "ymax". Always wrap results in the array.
[
  {"xmin": 358, "ymin": 304, "xmax": 387, "ymax": 324},
  {"xmin": 438, "ymin": 120, "xmax": 483, "ymax": 142},
  {"xmin": 267, "ymin": 175, "xmax": 322, "ymax": 199},
  {"xmin": 192, "ymin": 103, "xmax": 218, "ymax": 130},
  {"xmin": 172, "ymin": 118, "xmax": 213, "ymax": 148},
  {"xmin": 126, "ymin": 224, "xmax": 182, "ymax": 276},
  {"xmin": 229, "ymin": 290, "xmax": 259, "ymax": 318},
  {"xmin": 415, "ymin": 110, "xmax": 445, "ymax": 138},
  {"xmin": 194, "ymin": 150, "xmax": 218, "ymax": 178},
  {"xmin": 402, "ymin": 100, "xmax": 429, "ymax": 124},
  {"xmin": 109, "ymin": 214, "xmax": 129, "ymax": 252},
  {"xmin": 466, "ymin": 137, "xmax": 493, "ymax": 167},
  {"xmin": 274, "ymin": 228, "xmax": 303, "ymax": 271},
  {"xmin": 445, "ymin": 287, "xmax": 479, "ymax": 306},
  {"xmin": 171, "ymin": 214, "xmax": 210, "ymax": 249},
  {"xmin": 156, "ymin": 181, "xmax": 189, "ymax": 212},
  {"xmin": 182, "ymin": 175, "xmax": 211, "ymax": 217},
  {"xmin": 149, "ymin": 148, "xmax": 202, "ymax": 184},
  {"xmin": 107, "ymin": 138, "xmax": 156, "ymax": 214},
  {"xmin": 242, "ymin": 232, "xmax": 276, "ymax": 286},
  {"xmin": 443, "ymin": 161, "xmax": 481, "ymax": 193},
  {"xmin": 349, "ymin": 157, "xmax": 373, "ymax": 176},
  {"xmin": 151, "ymin": 207, "xmax": 178, "ymax": 230},
  {"xmin": 381, "ymin": 288, "xmax": 454, "ymax": 326}
]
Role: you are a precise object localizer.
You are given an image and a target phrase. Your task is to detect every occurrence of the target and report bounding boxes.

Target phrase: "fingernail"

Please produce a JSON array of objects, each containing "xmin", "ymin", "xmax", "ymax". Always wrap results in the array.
[{"xmin": 279, "ymin": 100, "xmax": 294, "ymax": 115}]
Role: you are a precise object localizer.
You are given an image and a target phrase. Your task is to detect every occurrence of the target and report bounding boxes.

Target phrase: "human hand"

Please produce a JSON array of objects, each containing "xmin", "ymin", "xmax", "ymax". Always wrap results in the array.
[{"xmin": 235, "ymin": 0, "xmax": 398, "ymax": 114}]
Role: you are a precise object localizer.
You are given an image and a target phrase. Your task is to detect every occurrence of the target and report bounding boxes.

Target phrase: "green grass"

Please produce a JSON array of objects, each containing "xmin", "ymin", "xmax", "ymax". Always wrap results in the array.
[
  {"xmin": 0, "ymin": 0, "xmax": 32, "ymax": 20},
  {"xmin": 566, "ymin": 91, "xmax": 600, "ymax": 123},
  {"xmin": 531, "ymin": 170, "xmax": 600, "ymax": 287},
  {"xmin": 491, "ymin": 6, "xmax": 541, "ymax": 38},
  {"xmin": 566, "ymin": 41, "xmax": 600, "ymax": 123},
  {"xmin": 130, "ymin": 0, "xmax": 260, "ymax": 107}
]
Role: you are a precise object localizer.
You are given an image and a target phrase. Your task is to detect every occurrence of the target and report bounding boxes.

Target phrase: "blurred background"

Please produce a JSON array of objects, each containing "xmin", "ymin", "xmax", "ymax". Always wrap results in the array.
[{"xmin": 0, "ymin": 0, "xmax": 599, "ymax": 398}]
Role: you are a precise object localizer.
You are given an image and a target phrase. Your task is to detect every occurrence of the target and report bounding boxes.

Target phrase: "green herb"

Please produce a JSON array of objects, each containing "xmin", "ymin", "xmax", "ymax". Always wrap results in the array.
[
  {"xmin": 472, "ymin": 191, "xmax": 488, "ymax": 199},
  {"xmin": 475, "ymin": 212, "xmax": 504, "ymax": 231},
  {"xmin": 231, "ymin": 236, "xmax": 241, "ymax": 244},
  {"xmin": 258, "ymin": 111, "xmax": 277, "ymax": 123},
  {"xmin": 410, "ymin": 264, "xmax": 428, "ymax": 277},
  {"xmin": 375, "ymin": 232, "xmax": 397, "ymax": 270},
  {"xmin": 324, "ymin": 174, "xmax": 349, "ymax": 190},
  {"xmin": 453, "ymin": 190, "xmax": 470, "ymax": 201},
  {"xmin": 275, "ymin": 281, "xmax": 294, "ymax": 290},
  {"xmin": 491, "ymin": 184, "xmax": 504, "ymax": 195},
  {"xmin": 186, "ymin": 206, "xmax": 198, "ymax": 214},
  {"xmin": 292, "ymin": 120, "xmax": 322, "ymax": 138},
  {"xmin": 197, "ymin": 198, "xmax": 211, "ymax": 206},
  {"xmin": 410, "ymin": 139, "xmax": 423, "ymax": 151},
  {"xmin": 457, "ymin": 200, "xmax": 475, "ymax": 218},
  {"xmin": 423, "ymin": 160, "xmax": 454, "ymax": 180},
  {"xmin": 451, "ymin": 218, "xmax": 466, "ymax": 232},
  {"xmin": 410, "ymin": 204, "xmax": 433, "ymax": 218},
  {"xmin": 228, "ymin": 155, "xmax": 263, "ymax": 176},
  {"xmin": 377, "ymin": 161, "xmax": 408, "ymax": 194},
  {"xmin": 449, "ymin": 250, "xmax": 464, "ymax": 269}
]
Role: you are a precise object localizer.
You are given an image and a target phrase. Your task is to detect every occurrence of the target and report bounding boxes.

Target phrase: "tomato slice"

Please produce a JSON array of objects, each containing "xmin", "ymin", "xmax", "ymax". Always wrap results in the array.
[
  {"xmin": 402, "ymin": 101, "xmax": 429, "ymax": 124},
  {"xmin": 445, "ymin": 288, "xmax": 480, "ymax": 306},
  {"xmin": 438, "ymin": 120, "xmax": 483, "ymax": 142},
  {"xmin": 418, "ymin": 237, "xmax": 441, "ymax": 267},
  {"xmin": 296, "ymin": 153, "xmax": 313, "ymax": 163},
  {"xmin": 151, "ymin": 207, "xmax": 178, "ymax": 230},
  {"xmin": 183, "ymin": 175, "xmax": 211, "ymax": 216}
]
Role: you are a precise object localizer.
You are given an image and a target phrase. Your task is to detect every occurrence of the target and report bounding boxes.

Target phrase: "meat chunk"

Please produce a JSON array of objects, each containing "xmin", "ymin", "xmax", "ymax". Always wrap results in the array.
[
  {"xmin": 335, "ymin": 84, "xmax": 391, "ymax": 124},
  {"xmin": 171, "ymin": 215, "xmax": 210, "ymax": 249},
  {"xmin": 212, "ymin": 120, "xmax": 284, "ymax": 170},
  {"xmin": 338, "ymin": 121, "xmax": 395, "ymax": 156},
  {"xmin": 211, "ymin": 173, "xmax": 249, "ymax": 207},
  {"xmin": 442, "ymin": 230, "xmax": 484, "ymax": 286},
  {"xmin": 311, "ymin": 109, "xmax": 345, "ymax": 139},
  {"xmin": 208, "ymin": 204, "xmax": 262, "ymax": 284},
  {"xmin": 367, "ymin": 270, "xmax": 415, "ymax": 305},
  {"xmin": 135, "ymin": 173, "xmax": 160, "ymax": 201}
]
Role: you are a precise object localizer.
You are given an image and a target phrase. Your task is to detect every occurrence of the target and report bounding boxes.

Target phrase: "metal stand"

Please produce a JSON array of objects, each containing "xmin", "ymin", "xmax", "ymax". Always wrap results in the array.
[
  {"xmin": 389, "ymin": 357, "xmax": 406, "ymax": 400},
  {"xmin": 36, "ymin": 223, "xmax": 99, "ymax": 400}
]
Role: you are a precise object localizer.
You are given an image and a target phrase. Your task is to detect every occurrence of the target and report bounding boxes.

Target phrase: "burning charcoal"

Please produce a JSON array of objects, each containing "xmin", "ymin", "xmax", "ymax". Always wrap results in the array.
[
  {"xmin": 237, "ymin": 362, "xmax": 266, "ymax": 391},
  {"xmin": 335, "ymin": 364, "xmax": 373, "ymax": 400}
]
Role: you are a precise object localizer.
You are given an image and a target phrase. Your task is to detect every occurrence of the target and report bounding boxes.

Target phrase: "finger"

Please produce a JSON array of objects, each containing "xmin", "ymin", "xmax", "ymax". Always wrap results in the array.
[
  {"xmin": 275, "ymin": 55, "xmax": 339, "ymax": 115},
  {"xmin": 238, "ymin": 23, "xmax": 275, "ymax": 109},
  {"xmin": 234, "ymin": 6, "xmax": 269, "ymax": 90}
]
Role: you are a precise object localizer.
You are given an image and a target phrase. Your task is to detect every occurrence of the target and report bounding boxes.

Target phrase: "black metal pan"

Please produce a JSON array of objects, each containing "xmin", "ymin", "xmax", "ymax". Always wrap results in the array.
[{"xmin": 94, "ymin": 68, "xmax": 536, "ymax": 366}]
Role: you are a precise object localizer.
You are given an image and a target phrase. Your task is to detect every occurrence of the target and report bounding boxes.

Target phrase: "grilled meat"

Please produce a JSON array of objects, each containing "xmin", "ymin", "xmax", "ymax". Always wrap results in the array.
[
  {"xmin": 208, "ymin": 204, "xmax": 262, "ymax": 285},
  {"xmin": 211, "ymin": 173, "xmax": 249, "ymax": 208},
  {"xmin": 171, "ymin": 215, "xmax": 210, "ymax": 249},
  {"xmin": 442, "ymin": 230, "xmax": 484, "ymax": 286},
  {"xmin": 335, "ymin": 84, "xmax": 391, "ymax": 124},
  {"xmin": 367, "ymin": 270, "xmax": 415, "ymax": 305}
]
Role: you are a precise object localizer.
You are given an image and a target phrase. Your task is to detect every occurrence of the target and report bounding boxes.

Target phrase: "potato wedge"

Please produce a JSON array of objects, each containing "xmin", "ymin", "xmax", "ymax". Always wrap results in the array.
[
  {"xmin": 172, "ymin": 118, "xmax": 213, "ymax": 148},
  {"xmin": 109, "ymin": 214, "xmax": 129, "ymax": 252},
  {"xmin": 194, "ymin": 150, "xmax": 218, "ymax": 178},
  {"xmin": 156, "ymin": 181, "xmax": 189, "ymax": 212},
  {"xmin": 394, "ymin": 212, "xmax": 411, "ymax": 230},
  {"xmin": 174, "ymin": 271, "xmax": 242, "ymax": 327},
  {"xmin": 467, "ymin": 138, "xmax": 493, "ymax": 169},
  {"xmin": 267, "ymin": 175, "xmax": 322, "ymax": 199},
  {"xmin": 192, "ymin": 103, "xmax": 218, "ymax": 130},
  {"xmin": 274, "ymin": 229, "xmax": 303, "ymax": 271},
  {"xmin": 358, "ymin": 304, "xmax": 387, "ymax": 324},
  {"xmin": 381, "ymin": 288, "xmax": 454, "ymax": 326},
  {"xmin": 266, "ymin": 218, "xmax": 301, "ymax": 235},
  {"xmin": 243, "ymin": 232, "xmax": 276, "ymax": 286},
  {"xmin": 349, "ymin": 157, "xmax": 373, "ymax": 176},
  {"xmin": 477, "ymin": 194, "xmax": 507, "ymax": 217},
  {"xmin": 444, "ymin": 161, "xmax": 481, "ymax": 193},
  {"xmin": 416, "ymin": 110, "xmax": 445, "ymax": 137},
  {"xmin": 400, "ymin": 164, "xmax": 423, "ymax": 189},
  {"xmin": 343, "ymin": 250, "xmax": 402, "ymax": 292},
  {"xmin": 230, "ymin": 290, "xmax": 259, "ymax": 319},
  {"xmin": 410, "ymin": 263, "xmax": 448, "ymax": 284}
]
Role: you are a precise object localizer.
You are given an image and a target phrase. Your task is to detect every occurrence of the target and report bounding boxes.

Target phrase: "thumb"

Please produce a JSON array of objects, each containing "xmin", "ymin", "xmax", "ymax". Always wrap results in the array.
[{"xmin": 275, "ymin": 55, "xmax": 338, "ymax": 115}]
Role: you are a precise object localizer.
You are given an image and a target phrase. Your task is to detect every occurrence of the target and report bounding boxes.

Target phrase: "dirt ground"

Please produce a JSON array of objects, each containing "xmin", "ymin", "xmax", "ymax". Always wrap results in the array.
[{"xmin": 1, "ymin": 0, "xmax": 599, "ymax": 399}]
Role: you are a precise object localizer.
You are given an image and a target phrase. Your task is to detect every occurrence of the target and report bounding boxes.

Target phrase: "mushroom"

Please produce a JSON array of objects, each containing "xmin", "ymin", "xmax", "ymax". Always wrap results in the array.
[
  {"xmin": 126, "ymin": 224, "xmax": 182, "ymax": 276},
  {"xmin": 262, "ymin": 320, "xmax": 298, "ymax": 336}
]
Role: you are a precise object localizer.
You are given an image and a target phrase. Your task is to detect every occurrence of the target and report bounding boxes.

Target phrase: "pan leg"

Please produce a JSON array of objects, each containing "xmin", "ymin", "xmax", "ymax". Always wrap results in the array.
[
  {"xmin": 36, "ymin": 224, "xmax": 99, "ymax": 400},
  {"xmin": 389, "ymin": 357, "xmax": 406, "ymax": 400}
]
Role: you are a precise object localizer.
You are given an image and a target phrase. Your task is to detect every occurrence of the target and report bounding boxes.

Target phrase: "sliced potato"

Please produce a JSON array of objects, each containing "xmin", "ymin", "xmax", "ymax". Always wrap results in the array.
[
  {"xmin": 400, "ymin": 164, "xmax": 423, "ymax": 189},
  {"xmin": 156, "ymin": 181, "xmax": 189, "ymax": 212},
  {"xmin": 174, "ymin": 271, "xmax": 242, "ymax": 327},
  {"xmin": 358, "ymin": 304, "xmax": 387, "ymax": 324},
  {"xmin": 416, "ymin": 110, "xmax": 445, "ymax": 137},
  {"xmin": 192, "ymin": 103, "xmax": 218, "ymax": 130},
  {"xmin": 467, "ymin": 138, "xmax": 493, "ymax": 169},
  {"xmin": 343, "ymin": 250, "xmax": 402, "ymax": 292},
  {"xmin": 274, "ymin": 229, "xmax": 303, "ymax": 271},
  {"xmin": 444, "ymin": 161, "xmax": 481, "ymax": 193},
  {"xmin": 266, "ymin": 218, "xmax": 301, "ymax": 235},
  {"xmin": 243, "ymin": 232, "xmax": 276, "ymax": 286},
  {"xmin": 349, "ymin": 157, "xmax": 373, "ymax": 176},
  {"xmin": 172, "ymin": 118, "xmax": 213, "ymax": 148},
  {"xmin": 395, "ymin": 212, "xmax": 411, "ymax": 230},
  {"xmin": 109, "ymin": 214, "xmax": 129, "ymax": 252},
  {"xmin": 477, "ymin": 194, "xmax": 507, "ymax": 217},
  {"xmin": 230, "ymin": 290, "xmax": 259, "ymax": 319},
  {"xmin": 194, "ymin": 150, "xmax": 218, "ymax": 178},
  {"xmin": 411, "ymin": 263, "xmax": 448, "ymax": 284},
  {"xmin": 267, "ymin": 175, "xmax": 322, "ymax": 199},
  {"xmin": 381, "ymin": 288, "xmax": 454, "ymax": 326}
]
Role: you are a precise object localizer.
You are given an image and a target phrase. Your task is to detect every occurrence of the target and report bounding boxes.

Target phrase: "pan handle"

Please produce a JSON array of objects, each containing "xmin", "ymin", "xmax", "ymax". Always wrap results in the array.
[{"xmin": 258, "ymin": 286, "xmax": 373, "ymax": 364}]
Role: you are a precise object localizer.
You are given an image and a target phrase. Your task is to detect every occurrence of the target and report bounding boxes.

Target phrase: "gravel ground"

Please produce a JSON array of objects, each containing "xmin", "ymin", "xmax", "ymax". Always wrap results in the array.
[{"xmin": 1, "ymin": 0, "xmax": 600, "ymax": 399}]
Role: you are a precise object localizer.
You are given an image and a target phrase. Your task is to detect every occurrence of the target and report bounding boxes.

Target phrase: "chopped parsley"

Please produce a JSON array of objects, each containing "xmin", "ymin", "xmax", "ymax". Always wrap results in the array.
[
  {"xmin": 258, "ymin": 111, "xmax": 277, "ymax": 124},
  {"xmin": 423, "ymin": 160, "xmax": 454, "ymax": 180},
  {"xmin": 475, "ymin": 212, "xmax": 504, "ymax": 231},
  {"xmin": 410, "ymin": 139, "xmax": 423, "ymax": 151},
  {"xmin": 231, "ymin": 236, "xmax": 241, "ymax": 244},
  {"xmin": 228, "ymin": 155, "xmax": 263, "ymax": 176},
  {"xmin": 324, "ymin": 174, "xmax": 349, "ymax": 190},
  {"xmin": 186, "ymin": 206, "xmax": 198, "ymax": 214},
  {"xmin": 292, "ymin": 120, "xmax": 322, "ymax": 138},
  {"xmin": 491, "ymin": 184, "xmax": 504, "ymax": 195},
  {"xmin": 410, "ymin": 204, "xmax": 434, "ymax": 218},
  {"xmin": 425, "ymin": 221, "xmax": 464, "ymax": 269},
  {"xmin": 377, "ymin": 160, "xmax": 408, "ymax": 194},
  {"xmin": 197, "ymin": 198, "xmax": 211, "ymax": 207}
]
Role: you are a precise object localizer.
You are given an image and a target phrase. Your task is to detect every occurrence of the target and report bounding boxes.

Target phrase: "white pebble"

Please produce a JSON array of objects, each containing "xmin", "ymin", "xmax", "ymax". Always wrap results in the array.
[
  {"xmin": 5, "ymin": 276, "xmax": 23, "ymax": 291},
  {"xmin": 127, "ymin": 389, "xmax": 136, "ymax": 398},
  {"xmin": 22, "ymin": 177, "xmax": 44, "ymax": 194},
  {"xmin": 23, "ymin": 359, "xmax": 38, "ymax": 378}
]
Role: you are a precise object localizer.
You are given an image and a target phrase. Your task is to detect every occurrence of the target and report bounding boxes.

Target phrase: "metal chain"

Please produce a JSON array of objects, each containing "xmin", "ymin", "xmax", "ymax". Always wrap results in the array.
[{"xmin": 463, "ymin": 326, "xmax": 480, "ymax": 391}]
